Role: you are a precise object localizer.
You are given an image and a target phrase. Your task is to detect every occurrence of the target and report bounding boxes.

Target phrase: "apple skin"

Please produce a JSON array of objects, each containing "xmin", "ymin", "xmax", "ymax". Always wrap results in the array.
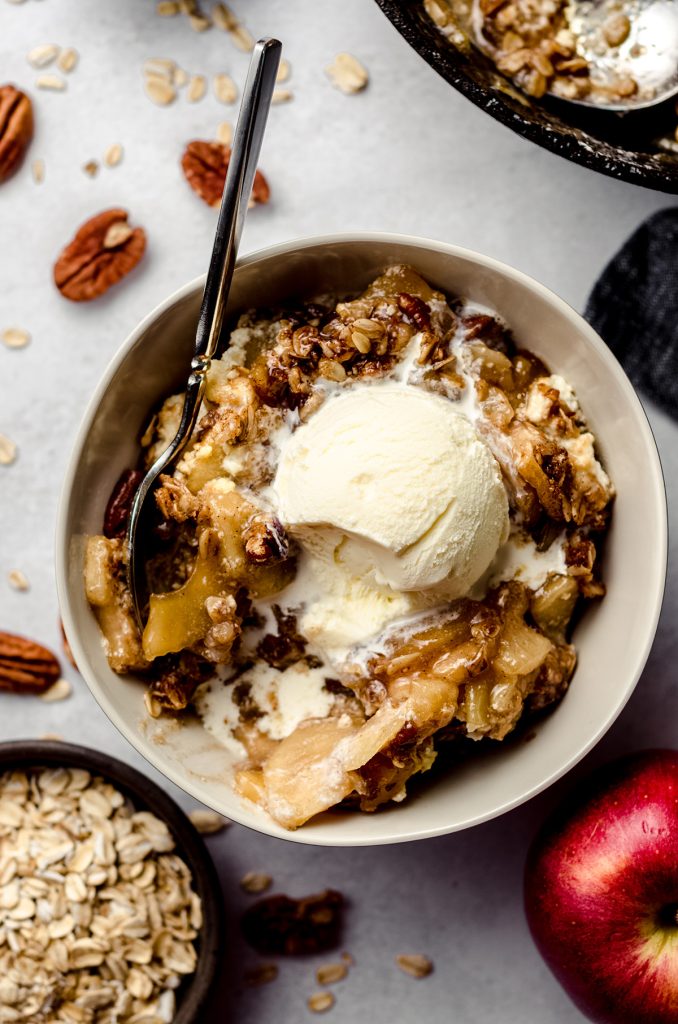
[{"xmin": 525, "ymin": 750, "xmax": 678, "ymax": 1024}]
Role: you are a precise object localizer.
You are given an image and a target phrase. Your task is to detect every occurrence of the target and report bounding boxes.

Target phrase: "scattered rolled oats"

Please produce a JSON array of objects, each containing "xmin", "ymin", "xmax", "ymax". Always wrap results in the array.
[
  {"xmin": 27, "ymin": 43, "xmax": 59, "ymax": 68},
  {"xmin": 31, "ymin": 157, "xmax": 44, "ymax": 184},
  {"xmin": 174, "ymin": 66, "xmax": 189, "ymax": 88},
  {"xmin": 0, "ymin": 434, "xmax": 17, "ymax": 466},
  {"xmin": 2, "ymin": 327, "xmax": 30, "ymax": 349},
  {"xmin": 316, "ymin": 962, "xmax": 348, "ymax": 985},
  {"xmin": 103, "ymin": 143, "xmax": 123, "ymax": 167},
  {"xmin": 212, "ymin": 2, "xmax": 254, "ymax": 50},
  {"xmin": 144, "ymin": 58, "xmax": 176, "ymax": 80},
  {"xmin": 240, "ymin": 871, "xmax": 272, "ymax": 894},
  {"xmin": 395, "ymin": 953, "xmax": 434, "ymax": 978},
  {"xmin": 325, "ymin": 52, "xmax": 368, "ymax": 94},
  {"xmin": 190, "ymin": 12, "xmax": 211, "ymax": 31},
  {"xmin": 187, "ymin": 74, "xmax": 207, "ymax": 102},
  {"xmin": 244, "ymin": 962, "xmax": 278, "ymax": 986},
  {"xmin": 276, "ymin": 58, "xmax": 291, "ymax": 83},
  {"xmin": 308, "ymin": 991, "xmax": 335, "ymax": 1013},
  {"xmin": 58, "ymin": 47, "xmax": 79, "ymax": 73},
  {"xmin": 157, "ymin": 0, "xmax": 180, "ymax": 13},
  {"xmin": 216, "ymin": 121, "xmax": 233, "ymax": 146},
  {"xmin": 271, "ymin": 88, "xmax": 293, "ymax": 104},
  {"xmin": 36, "ymin": 73, "xmax": 67, "ymax": 91},
  {"xmin": 8, "ymin": 569, "xmax": 29, "ymax": 591},
  {"xmin": 145, "ymin": 76, "xmax": 177, "ymax": 106},
  {"xmin": 103, "ymin": 221, "xmax": 134, "ymax": 249},
  {"xmin": 82, "ymin": 159, "xmax": 99, "ymax": 177},
  {"xmin": 40, "ymin": 677, "xmax": 72, "ymax": 702},
  {"xmin": 211, "ymin": 2, "xmax": 233, "ymax": 30},
  {"xmin": 0, "ymin": 767, "xmax": 202, "ymax": 1022},
  {"xmin": 188, "ymin": 808, "xmax": 231, "ymax": 834},
  {"xmin": 214, "ymin": 72, "xmax": 237, "ymax": 104}
]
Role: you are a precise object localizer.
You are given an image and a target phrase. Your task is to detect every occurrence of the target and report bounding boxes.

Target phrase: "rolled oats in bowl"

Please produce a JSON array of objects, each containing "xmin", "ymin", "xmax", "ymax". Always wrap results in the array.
[{"xmin": 0, "ymin": 742, "xmax": 224, "ymax": 1023}]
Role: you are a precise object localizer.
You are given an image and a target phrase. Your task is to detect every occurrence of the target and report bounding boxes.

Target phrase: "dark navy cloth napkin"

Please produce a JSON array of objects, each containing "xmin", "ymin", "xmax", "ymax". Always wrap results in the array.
[{"xmin": 585, "ymin": 208, "xmax": 678, "ymax": 420}]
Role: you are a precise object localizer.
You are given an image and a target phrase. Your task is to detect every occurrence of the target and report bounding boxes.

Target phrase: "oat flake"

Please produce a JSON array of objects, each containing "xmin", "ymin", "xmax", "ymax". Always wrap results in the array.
[
  {"xmin": 27, "ymin": 43, "xmax": 59, "ymax": 68},
  {"xmin": 2, "ymin": 327, "xmax": 30, "ymax": 349},
  {"xmin": 214, "ymin": 72, "xmax": 237, "ymax": 104},
  {"xmin": 8, "ymin": 569, "xmax": 29, "ymax": 591},
  {"xmin": 144, "ymin": 58, "xmax": 176, "ymax": 80},
  {"xmin": 31, "ymin": 158, "xmax": 45, "ymax": 184},
  {"xmin": 308, "ymin": 991, "xmax": 335, "ymax": 1013},
  {"xmin": 240, "ymin": 871, "xmax": 272, "ymax": 894},
  {"xmin": 36, "ymin": 73, "xmax": 67, "ymax": 91},
  {"xmin": 216, "ymin": 121, "xmax": 233, "ymax": 146},
  {"xmin": 40, "ymin": 678, "xmax": 72, "ymax": 702},
  {"xmin": 187, "ymin": 74, "xmax": 206, "ymax": 102},
  {"xmin": 188, "ymin": 808, "xmax": 231, "ymax": 834},
  {"xmin": 272, "ymin": 88, "xmax": 293, "ymax": 104},
  {"xmin": 325, "ymin": 52, "xmax": 369, "ymax": 94},
  {"xmin": 57, "ymin": 47, "xmax": 78, "ymax": 73},
  {"xmin": 316, "ymin": 962, "xmax": 348, "ymax": 985},
  {"xmin": 0, "ymin": 434, "xmax": 17, "ymax": 466},
  {"xmin": 395, "ymin": 953, "xmax": 433, "ymax": 978},
  {"xmin": 103, "ymin": 143, "xmax": 123, "ymax": 167},
  {"xmin": 145, "ymin": 76, "xmax": 177, "ymax": 105},
  {"xmin": 104, "ymin": 221, "xmax": 133, "ymax": 248}
]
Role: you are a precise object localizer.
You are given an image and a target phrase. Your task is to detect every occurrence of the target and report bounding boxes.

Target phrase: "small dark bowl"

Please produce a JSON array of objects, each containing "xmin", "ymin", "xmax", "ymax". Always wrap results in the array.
[
  {"xmin": 374, "ymin": 0, "xmax": 678, "ymax": 193},
  {"xmin": 0, "ymin": 740, "xmax": 224, "ymax": 1023}
]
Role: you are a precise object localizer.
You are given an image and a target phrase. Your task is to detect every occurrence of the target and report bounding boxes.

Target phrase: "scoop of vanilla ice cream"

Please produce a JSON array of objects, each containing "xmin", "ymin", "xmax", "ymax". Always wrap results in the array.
[{"xmin": 274, "ymin": 384, "xmax": 509, "ymax": 599}]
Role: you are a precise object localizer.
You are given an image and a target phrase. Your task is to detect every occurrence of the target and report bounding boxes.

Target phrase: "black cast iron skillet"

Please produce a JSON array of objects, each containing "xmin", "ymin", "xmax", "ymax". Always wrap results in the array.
[{"xmin": 374, "ymin": 0, "xmax": 678, "ymax": 193}]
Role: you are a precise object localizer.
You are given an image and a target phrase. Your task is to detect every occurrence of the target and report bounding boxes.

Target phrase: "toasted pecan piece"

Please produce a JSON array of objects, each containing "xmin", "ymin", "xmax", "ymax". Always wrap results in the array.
[
  {"xmin": 54, "ymin": 208, "xmax": 146, "ymax": 301},
  {"xmin": 0, "ymin": 631, "xmax": 61, "ymax": 693},
  {"xmin": 181, "ymin": 140, "xmax": 269, "ymax": 207}
]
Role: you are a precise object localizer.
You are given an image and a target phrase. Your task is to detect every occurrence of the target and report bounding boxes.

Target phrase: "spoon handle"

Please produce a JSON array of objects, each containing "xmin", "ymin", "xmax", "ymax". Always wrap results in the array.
[
  {"xmin": 181, "ymin": 36, "xmax": 282, "ymax": 441},
  {"xmin": 195, "ymin": 36, "xmax": 282, "ymax": 366},
  {"xmin": 126, "ymin": 38, "xmax": 281, "ymax": 627}
]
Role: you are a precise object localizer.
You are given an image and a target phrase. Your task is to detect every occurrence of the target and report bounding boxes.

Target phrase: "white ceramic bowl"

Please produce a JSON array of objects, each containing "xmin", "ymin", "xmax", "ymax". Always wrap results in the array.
[{"xmin": 57, "ymin": 234, "xmax": 667, "ymax": 847}]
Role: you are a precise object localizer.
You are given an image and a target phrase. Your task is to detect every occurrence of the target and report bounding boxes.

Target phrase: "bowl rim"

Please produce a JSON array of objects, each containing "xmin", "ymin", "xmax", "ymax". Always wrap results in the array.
[
  {"xmin": 0, "ymin": 739, "xmax": 224, "ymax": 1019},
  {"xmin": 373, "ymin": 0, "xmax": 678, "ymax": 195},
  {"xmin": 56, "ymin": 231, "xmax": 668, "ymax": 847}
]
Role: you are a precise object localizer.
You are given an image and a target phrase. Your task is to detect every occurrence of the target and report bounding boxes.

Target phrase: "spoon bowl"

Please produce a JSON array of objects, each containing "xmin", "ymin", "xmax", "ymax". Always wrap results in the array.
[{"xmin": 566, "ymin": 0, "xmax": 678, "ymax": 111}]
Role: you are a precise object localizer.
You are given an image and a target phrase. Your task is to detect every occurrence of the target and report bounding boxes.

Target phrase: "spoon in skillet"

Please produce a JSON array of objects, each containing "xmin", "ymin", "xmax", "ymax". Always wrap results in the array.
[
  {"xmin": 565, "ymin": 0, "xmax": 678, "ymax": 111},
  {"xmin": 126, "ymin": 37, "xmax": 282, "ymax": 628}
]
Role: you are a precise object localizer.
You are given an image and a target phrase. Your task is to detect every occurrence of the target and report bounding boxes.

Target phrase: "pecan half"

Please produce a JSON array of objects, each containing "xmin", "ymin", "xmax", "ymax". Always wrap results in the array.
[
  {"xmin": 0, "ymin": 85, "xmax": 33, "ymax": 183},
  {"xmin": 181, "ymin": 140, "xmax": 269, "ymax": 208},
  {"xmin": 242, "ymin": 514, "xmax": 289, "ymax": 564},
  {"xmin": 103, "ymin": 468, "xmax": 144, "ymax": 538},
  {"xmin": 54, "ymin": 208, "xmax": 146, "ymax": 301},
  {"xmin": 0, "ymin": 631, "xmax": 61, "ymax": 693}
]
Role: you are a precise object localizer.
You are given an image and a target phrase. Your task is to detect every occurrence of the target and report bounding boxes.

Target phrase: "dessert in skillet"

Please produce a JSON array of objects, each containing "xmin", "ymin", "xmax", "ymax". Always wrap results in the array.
[{"xmin": 85, "ymin": 265, "xmax": 614, "ymax": 830}]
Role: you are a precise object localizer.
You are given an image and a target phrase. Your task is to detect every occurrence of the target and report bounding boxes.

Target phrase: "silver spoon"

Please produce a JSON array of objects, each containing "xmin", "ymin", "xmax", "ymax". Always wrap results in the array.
[
  {"xmin": 126, "ymin": 37, "xmax": 282, "ymax": 628},
  {"xmin": 561, "ymin": 0, "xmax": 678, "ymax": 111}
]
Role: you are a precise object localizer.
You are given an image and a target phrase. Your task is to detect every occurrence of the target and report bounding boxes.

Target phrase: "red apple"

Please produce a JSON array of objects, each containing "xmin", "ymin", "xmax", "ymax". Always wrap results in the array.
[{"xmin": 525, "ymin": 750, "xmax": 678, "ymax": 1024}]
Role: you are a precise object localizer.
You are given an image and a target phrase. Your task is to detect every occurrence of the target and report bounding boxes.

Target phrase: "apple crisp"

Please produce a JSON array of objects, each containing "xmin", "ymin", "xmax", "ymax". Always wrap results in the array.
[{"xmin": 85, "ymin": 265, "xmax": 613, "ymax": 830}]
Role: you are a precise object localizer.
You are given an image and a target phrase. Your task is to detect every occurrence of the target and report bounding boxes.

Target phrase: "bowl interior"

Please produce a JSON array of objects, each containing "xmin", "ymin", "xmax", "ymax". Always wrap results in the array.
[
  {"xmin": 58, "ymin": 235, "xmax": 666, "ymax": 846},
  {"xmin": 374, "ymin": 0, "xmax": 678, "ymax": 194},
  {"xmin": 0, "ymin": 740, "xmax": 223, "ymax": 1021}
]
